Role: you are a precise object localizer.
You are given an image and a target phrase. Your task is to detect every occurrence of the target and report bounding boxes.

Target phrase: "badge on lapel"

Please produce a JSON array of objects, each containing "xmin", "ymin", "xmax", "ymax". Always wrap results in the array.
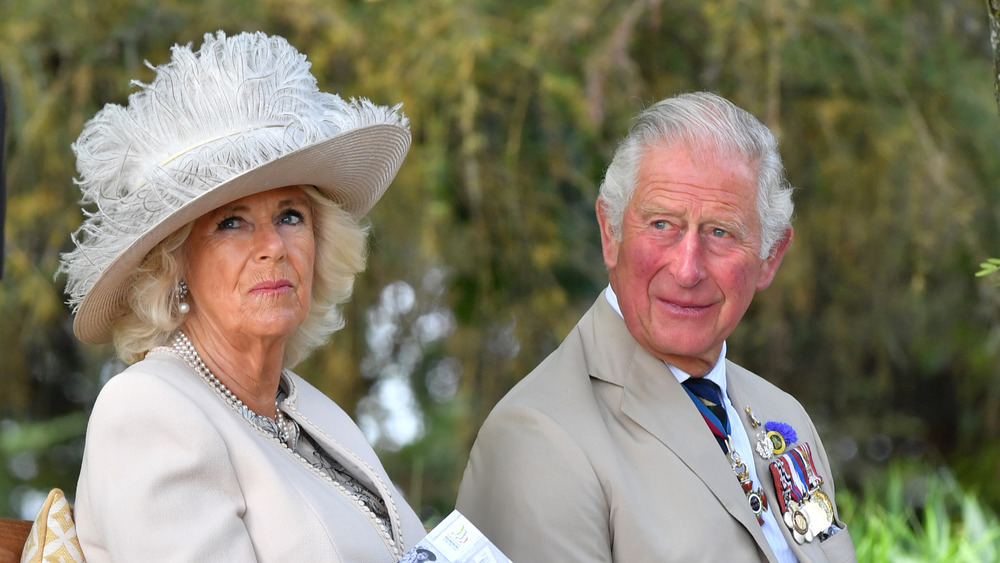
[
  {"xmin": 743, "ymin": 406, "xmax": 795, "ymax": 460},
  {"xmin": 757, "ymin": 421, "xmax": 796, "ymax": 460}
]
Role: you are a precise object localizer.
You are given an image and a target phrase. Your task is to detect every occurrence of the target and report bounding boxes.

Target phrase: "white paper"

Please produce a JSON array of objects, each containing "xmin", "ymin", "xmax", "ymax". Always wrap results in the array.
[{"xmin": 399, "ymin": 510, "xmax": 512, "ymax": 563}]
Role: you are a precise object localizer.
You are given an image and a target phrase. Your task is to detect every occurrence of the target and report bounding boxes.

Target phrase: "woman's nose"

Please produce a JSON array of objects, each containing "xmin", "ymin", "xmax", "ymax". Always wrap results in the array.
[{"xmin": 254, "ymin": 224, "xmax": 286, "ymax": 262}]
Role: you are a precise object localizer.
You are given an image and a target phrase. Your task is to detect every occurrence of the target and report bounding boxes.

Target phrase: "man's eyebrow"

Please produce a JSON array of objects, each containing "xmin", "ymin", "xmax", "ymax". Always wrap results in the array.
[{"xmin": 637, "ymin": 203, "xmax": 681, "ymax": 218}]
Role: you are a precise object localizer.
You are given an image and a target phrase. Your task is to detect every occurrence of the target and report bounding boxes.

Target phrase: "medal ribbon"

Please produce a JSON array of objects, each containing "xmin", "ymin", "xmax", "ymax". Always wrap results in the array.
[
  {"xmin": 769, "ymin": 443, "xmax": 826, "ymax": 515},
  {"xmin": 787, "ymin": 455, "xmax": 809, "ymax": 498},
  {"xmin": 770, "ymin": 456, "xmax": 799, "ymax": 514},
  {"xmin": 789, "ymin": 443, "xmax": 824, "ymax": 491}
]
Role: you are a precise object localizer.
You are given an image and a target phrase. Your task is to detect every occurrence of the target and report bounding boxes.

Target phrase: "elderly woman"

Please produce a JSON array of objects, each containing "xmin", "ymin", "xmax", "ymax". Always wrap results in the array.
[{"xmin": 58, "ymin": 31, "xmax": 425, "ymax": 561}]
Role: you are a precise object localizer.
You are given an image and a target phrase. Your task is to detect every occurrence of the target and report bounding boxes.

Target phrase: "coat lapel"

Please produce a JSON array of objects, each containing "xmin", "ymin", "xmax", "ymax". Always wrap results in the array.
[
  {"xmin": 584, "ymin": 298, "xmax": 778, "ymax": 562},
  {"xmin": 279, "ymin": 373, "xmax": 405, "ymax": 557}
]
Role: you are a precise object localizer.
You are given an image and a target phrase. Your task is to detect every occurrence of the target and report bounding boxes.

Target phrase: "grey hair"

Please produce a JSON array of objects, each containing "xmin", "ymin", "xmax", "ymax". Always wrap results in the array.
[
  {"xmin": 598, "ymin": 92, "xmax": 793, "ymax": 259},
  {"xmin": 112, "ymin": 186, "xmax": 367, "ymax": 366}
]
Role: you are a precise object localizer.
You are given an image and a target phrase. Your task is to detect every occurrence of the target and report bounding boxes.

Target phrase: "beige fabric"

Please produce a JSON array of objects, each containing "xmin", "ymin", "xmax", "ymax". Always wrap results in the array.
[
  {"xmin": 20, "ymin": 488, "xmax": 85, "ymax": 563},
  {"xmin": 75, "ymin": 352, "xmax": 424, "ymax": 562},
  {"xmin": 457, "ymin": 296, "xmax": 857, "ymax": 563}
]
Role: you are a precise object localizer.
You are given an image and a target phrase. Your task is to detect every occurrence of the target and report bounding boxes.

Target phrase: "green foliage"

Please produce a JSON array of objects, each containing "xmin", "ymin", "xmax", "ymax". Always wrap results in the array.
[
  {"xmin": 840, "ymin": 462, "xmax": 1000, "ymax": 562},
  {"xmin": 2, "ymin": 0, "xmax": 1000, "ymax": 530},
  {"xmin": 976, "ymin": 257, "xmax": 1000, "ymax": 282}
]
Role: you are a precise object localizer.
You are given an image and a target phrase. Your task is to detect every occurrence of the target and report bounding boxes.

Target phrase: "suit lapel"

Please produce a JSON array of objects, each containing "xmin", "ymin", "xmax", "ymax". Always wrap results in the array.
[{"xmin": 584, "ymin": 298, "xmax": 777, "ymax": 562}]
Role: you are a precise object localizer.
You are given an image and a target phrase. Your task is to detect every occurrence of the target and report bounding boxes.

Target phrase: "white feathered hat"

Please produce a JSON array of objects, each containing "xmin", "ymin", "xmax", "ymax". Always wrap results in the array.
[{"xmin": 59, "ymin": 30, "xmax": 410, "ymax": 344}]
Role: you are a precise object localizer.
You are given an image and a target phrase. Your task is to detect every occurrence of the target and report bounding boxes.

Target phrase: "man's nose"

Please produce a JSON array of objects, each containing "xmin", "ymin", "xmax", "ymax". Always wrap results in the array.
[{"xmin": 670, "ymin": 230, "xmax": 706, "ymax": 288}]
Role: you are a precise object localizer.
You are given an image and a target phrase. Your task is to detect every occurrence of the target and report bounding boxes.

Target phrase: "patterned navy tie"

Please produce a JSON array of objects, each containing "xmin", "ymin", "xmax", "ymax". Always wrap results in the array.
[{"xmin": 682, "ymin": 377, "xmax": 730, "ymax": 453}]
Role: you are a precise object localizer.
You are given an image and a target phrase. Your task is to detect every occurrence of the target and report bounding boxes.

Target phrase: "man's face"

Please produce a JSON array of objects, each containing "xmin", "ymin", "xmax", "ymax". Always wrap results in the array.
[{"xmin": 598, "ymin": 143, "xmax": 791, "ymax": 375}]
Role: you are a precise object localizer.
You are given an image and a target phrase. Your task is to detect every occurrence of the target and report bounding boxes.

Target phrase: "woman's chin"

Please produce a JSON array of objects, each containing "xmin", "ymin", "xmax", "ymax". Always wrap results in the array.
[{"xmin": 242, "ymin": 312, "xmax": 307, "ymax": 340}]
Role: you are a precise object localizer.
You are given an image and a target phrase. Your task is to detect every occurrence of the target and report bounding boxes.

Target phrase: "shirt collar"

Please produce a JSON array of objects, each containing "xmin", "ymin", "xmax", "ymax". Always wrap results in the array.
[{"xmin": 603, "ymin": 284, "xmax": 728, "ymax": 391}]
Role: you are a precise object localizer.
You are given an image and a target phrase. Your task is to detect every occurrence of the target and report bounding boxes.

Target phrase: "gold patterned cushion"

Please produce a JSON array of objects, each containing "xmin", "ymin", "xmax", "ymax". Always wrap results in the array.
[{"xmin": 19, "ymin": 489, "xmax": 85, "ymax": 563}]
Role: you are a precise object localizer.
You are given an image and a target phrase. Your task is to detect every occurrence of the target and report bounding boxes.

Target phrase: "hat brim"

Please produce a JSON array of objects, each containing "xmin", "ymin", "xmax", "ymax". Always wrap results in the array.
[{"xmin": 72, "ymin": 123, "xmax": 410, "ymax": 344}]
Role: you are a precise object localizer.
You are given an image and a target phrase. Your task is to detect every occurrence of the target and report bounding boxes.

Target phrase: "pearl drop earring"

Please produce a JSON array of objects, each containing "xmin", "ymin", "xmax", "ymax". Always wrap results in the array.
[{"xmin": 177, "ymin": 281, "xmax": 190, "ymax": 314}]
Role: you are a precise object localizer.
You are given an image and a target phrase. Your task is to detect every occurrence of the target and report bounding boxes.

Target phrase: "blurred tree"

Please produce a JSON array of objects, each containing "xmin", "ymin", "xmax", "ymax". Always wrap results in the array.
[
  {"xmin": 2, "ymin": 63, "xmax": 7, "ymax": 280},
  {"xmin": 988, "ymin": 0, "xmax": 1000, "ymax": 113},
  {"xmin": 2, "ymin": 0, "xmax": 1000, "ymax": 523}
]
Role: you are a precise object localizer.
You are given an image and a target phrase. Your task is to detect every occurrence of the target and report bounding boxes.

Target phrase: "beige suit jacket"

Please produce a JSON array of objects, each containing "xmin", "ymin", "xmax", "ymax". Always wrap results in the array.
[
  {"xmin": 75, "ymin": 349, "xmax": 425, "ymax": 562},
  {"xmin": 457, "ymin": 296, "xmax": 856, "ymax": 562}
]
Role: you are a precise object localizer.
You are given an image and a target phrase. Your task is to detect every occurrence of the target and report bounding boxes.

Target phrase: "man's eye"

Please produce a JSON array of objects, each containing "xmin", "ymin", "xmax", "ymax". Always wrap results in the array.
[
  {"xmin": 711, "ymin": 227, "xmax": 728, "ymax": 238},
  {"xmin": 652, "ymin": 220, "xmax": 668, "ymax": 230}
]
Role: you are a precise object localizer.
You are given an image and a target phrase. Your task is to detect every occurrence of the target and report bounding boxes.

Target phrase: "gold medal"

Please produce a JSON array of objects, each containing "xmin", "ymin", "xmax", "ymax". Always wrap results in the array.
[
  {"xmin": 804, "ymin": 499, "xmax": 830, "ymax": 538},
  {"xmin": 766, "ymin": 430, "xmax": 786, "ymax": 455},
  {"xmin": 812, "ymin": 490, "xmax": 835, "ymax": 529}
]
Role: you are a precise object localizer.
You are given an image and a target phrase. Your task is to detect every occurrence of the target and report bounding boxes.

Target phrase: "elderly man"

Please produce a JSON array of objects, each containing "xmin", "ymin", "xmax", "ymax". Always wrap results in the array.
[{"xmin": 456, "ymin": 92, "xmax": 856, "ymax": 562}]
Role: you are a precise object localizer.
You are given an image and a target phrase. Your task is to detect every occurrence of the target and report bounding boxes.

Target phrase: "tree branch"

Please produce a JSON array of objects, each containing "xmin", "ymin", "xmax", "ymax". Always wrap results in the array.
[{"xmin": 987, "ymin": 0, "xmax": 1000, "ymax": 114}]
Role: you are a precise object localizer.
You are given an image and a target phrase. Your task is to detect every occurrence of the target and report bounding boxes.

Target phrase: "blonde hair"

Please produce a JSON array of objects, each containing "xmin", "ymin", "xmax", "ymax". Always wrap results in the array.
[{"xmin": 111, "ymin": 186, "xmax": 368, "ymax": 365}]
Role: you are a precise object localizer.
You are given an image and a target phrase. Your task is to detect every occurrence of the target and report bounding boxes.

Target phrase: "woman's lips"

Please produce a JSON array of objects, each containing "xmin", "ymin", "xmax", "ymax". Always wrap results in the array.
[{"xmin": 250, "ymin": 279, "xmax": 293, "ymax": 294}]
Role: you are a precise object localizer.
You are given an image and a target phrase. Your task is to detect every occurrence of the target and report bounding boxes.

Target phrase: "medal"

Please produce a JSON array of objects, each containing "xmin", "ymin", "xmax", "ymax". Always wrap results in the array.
[
  {"xmin": 756, "ymin": 420, "xmax": 796, "ymax": 460},
  {"xmin": 743, "ymin": 483, "xmax": 767, "ymax": 523},
  {"xmin": 812, "ymin": 490, "xmax": 835, "ymax": 528},
  {"xmin": 766, "ymin": 430, "xmax": 786, "ymax": 454},
  {"xmin": 755, "ymin": 430, "xmax": 776, "ymax": 459},
  {"xmin": 784, "ymin": 498, "xmax": 832, "ymax": 543},
  {"xmin": 744, "ymin": 407, "xmax": 796, "ymax": 461},
  {"xmin": 727, "ymin": 443, "xmax": 768, "ymax": 524},
  {"xmin": 769, "ymin": 443, "xmax": 832, "ymax": 543}
]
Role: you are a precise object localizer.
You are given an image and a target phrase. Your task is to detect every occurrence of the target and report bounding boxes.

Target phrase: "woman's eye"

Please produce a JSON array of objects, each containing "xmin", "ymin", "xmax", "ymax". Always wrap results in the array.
[
  {"xmin": 217, "ymin": 216, "xmax": 242, "ymax": 230},
  {"xmin": 280, "ymin": 210, "xmax": 305, "ymax": 225}
]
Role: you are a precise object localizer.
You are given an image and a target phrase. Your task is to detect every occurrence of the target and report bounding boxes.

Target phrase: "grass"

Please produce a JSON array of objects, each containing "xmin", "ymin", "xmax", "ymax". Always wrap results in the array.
[{"xmin": 839, "ymin": 463, "xmax": 1000, "ymax": 562}]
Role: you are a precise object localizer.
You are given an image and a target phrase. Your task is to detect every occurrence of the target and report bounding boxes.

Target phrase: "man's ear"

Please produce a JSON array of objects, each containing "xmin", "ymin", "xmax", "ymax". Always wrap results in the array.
[
  {"xmin": 756, "ymin": 226, "xmax": 793, "ymax": 291},
  {"xmin": 596, "ymin": 199, "xmax": 620, "ymax": 271}
]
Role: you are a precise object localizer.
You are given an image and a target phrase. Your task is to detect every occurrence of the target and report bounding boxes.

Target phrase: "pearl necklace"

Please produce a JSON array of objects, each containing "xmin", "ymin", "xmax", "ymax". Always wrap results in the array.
[
  {"xmin": 168, "ymin": 331, "xmax": 400, "ymax": 556},
  {"xmin": 171, "ymin": 331, "xmax": 298, "ymax": 447}
]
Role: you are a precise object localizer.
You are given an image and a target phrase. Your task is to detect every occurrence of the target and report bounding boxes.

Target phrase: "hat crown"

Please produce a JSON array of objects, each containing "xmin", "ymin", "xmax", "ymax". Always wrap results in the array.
[{"xmin": 74, "ymin": 31, "xmax": 356, "ymax": 233}]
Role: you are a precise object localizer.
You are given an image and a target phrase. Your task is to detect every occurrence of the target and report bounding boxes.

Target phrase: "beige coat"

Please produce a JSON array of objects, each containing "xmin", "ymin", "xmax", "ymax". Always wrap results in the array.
[
  {"xmin": 457, "ymin": 296, "xmax": 856, "ymax": 562},
  {"xmin": 75, "ymin": 350, "xmax": 425, "ymax": 562}
]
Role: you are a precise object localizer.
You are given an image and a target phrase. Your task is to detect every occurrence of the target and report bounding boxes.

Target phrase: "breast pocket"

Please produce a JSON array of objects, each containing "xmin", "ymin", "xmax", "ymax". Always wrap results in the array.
[{"xmin": 817, "ymin": 524, "xmax": 857, "ymax": 563}]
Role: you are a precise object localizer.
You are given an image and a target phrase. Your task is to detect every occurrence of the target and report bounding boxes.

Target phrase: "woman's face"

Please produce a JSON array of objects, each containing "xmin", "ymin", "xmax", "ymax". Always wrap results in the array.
[{"xmin": 182, "ymin": 186, "xmax": 315, "ymax": 343}]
